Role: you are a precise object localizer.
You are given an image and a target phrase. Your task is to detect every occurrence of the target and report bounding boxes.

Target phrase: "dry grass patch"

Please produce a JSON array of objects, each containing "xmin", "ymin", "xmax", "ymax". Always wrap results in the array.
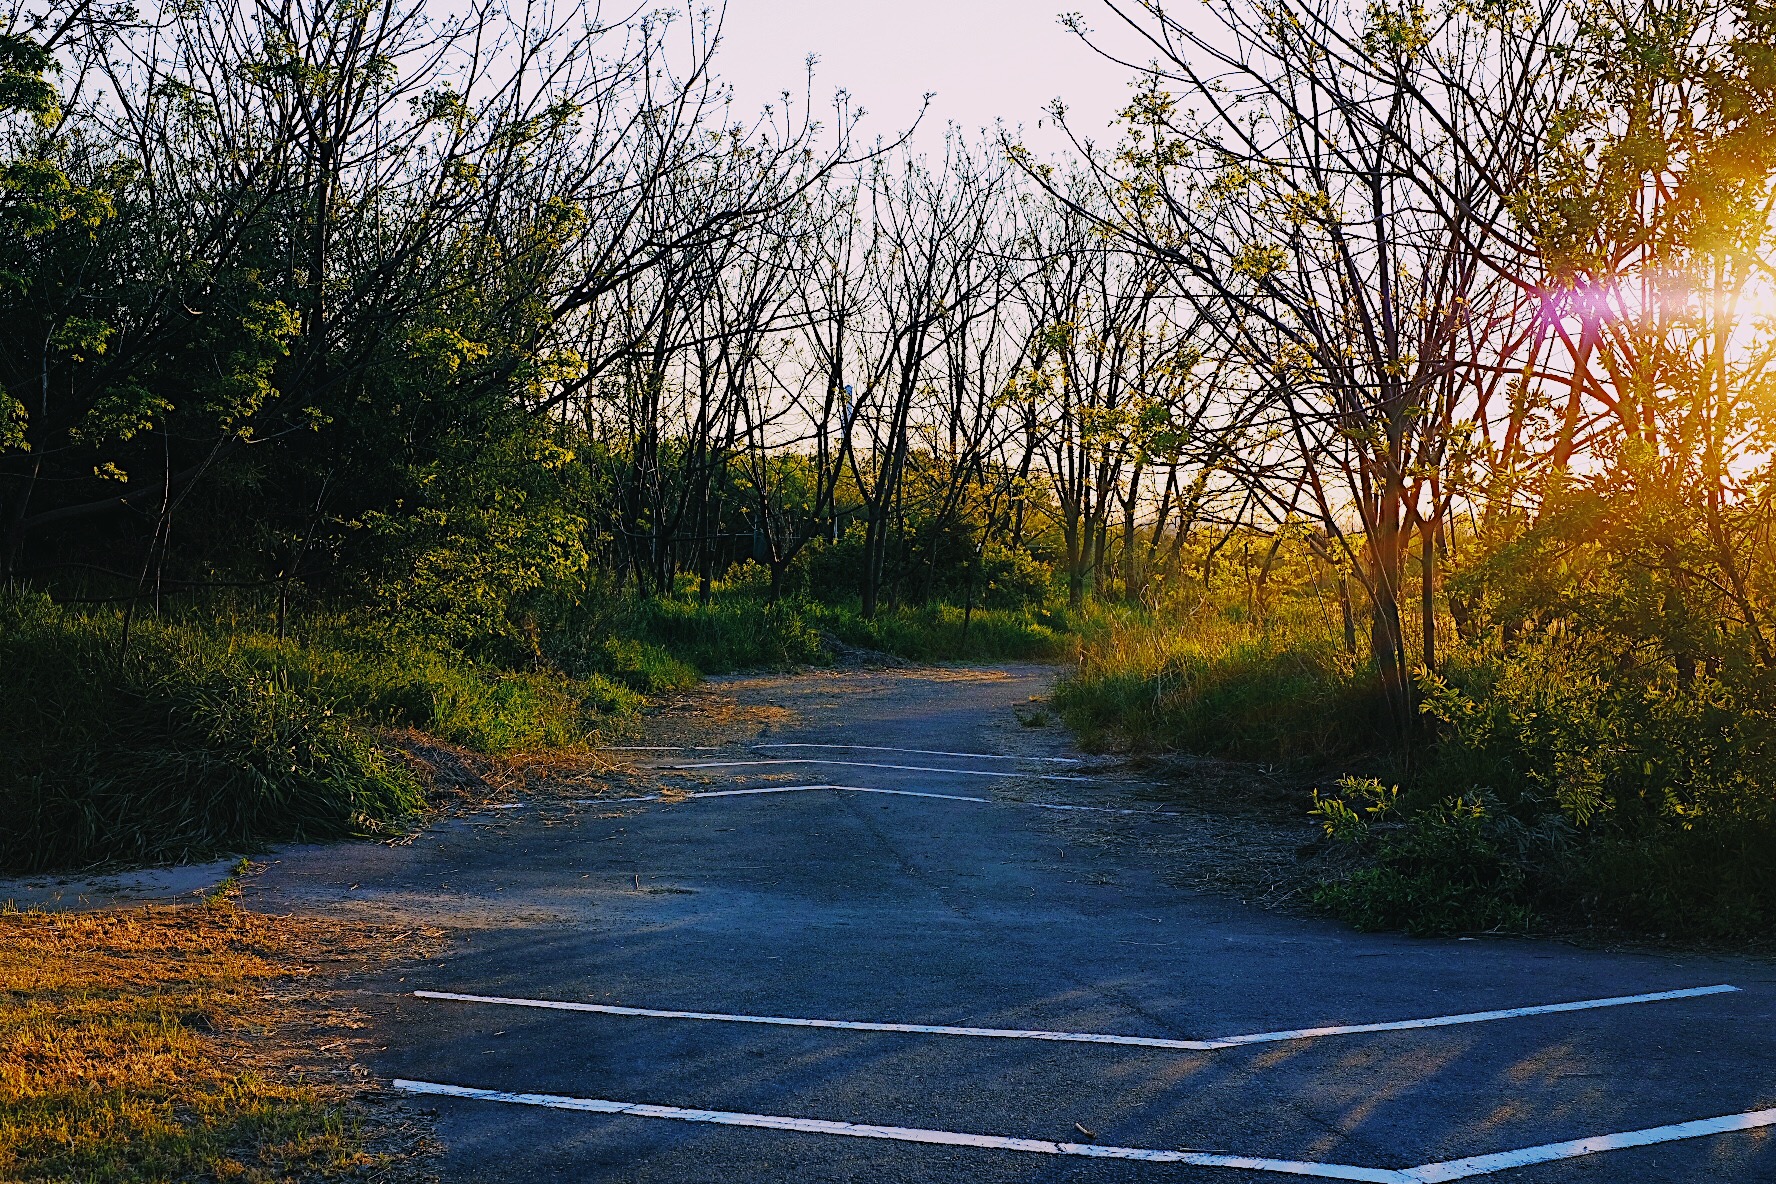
[{"xmin": 0, "ymin": 900, "xmax": 439, "ymax": 1184}]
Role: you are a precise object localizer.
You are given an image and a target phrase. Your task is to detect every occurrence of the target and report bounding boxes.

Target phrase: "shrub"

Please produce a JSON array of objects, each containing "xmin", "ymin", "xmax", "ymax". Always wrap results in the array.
[
  {"xmin": 974, "ymin": 546, "xmax": 1055, "ymax": 610},
  {"xmin": 0, "ymin": 592, "xmax": 639, "ymax": 872},
  {"xmin": 1407, "ymin": 637, "xmax": 1776, "ymax": 937},
  {"xmin": 1310, "ymin": 778, "xmax": 1558, "ymax": 936}
]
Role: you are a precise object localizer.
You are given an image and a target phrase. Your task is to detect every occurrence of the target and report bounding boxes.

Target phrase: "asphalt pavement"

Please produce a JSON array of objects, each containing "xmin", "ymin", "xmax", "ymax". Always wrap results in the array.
[{"xmin": 245, "ymin": 665, "xmax": 1776, "ymax": 1183}]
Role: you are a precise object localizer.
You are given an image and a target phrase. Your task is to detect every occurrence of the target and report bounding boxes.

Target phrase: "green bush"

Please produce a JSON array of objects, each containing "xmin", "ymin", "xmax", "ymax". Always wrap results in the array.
[
  {"xmin": 973, "ymin": 546, "xmax": 1056, "ymax": 610},
  {"xmin": 0, "ymin": 593, "xmax": 641, "ymax": 872},
  {"xmin": 1310, "ymin": 778, "xmax": 1556, "ymax": 936},
  {"xmin": 1406, "ymin": 637, "xmax": 1776, "ymax": 938}
]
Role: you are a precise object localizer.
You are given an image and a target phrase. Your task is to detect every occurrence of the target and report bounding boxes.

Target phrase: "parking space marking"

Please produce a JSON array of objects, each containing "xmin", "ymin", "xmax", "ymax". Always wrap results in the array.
[
  {"xmin": 411, "ymin": 984, "xmax": 1737, "ymax": 1051},
  {"xmin": 1400, "ymin": 1105, "xmax": 1776, "ymax": 1180},
  {"xmin": 1195, "ymin": 983, "xmax": 1738, "ymax": 1046},
  {"xmin": 390, "ymin": 1078, "xmax": 1413, "ymax": 1182},
  {"xmin": 577, "ymin": 783, "xmax": 1177, "ymax": 815},
  {"xmin": 751, "ymin": 742, "xmax": 1084, "ymax": 763},
  {"xmin": 657, "ymin": 758, "xmax": 1096, "ymax": 782}
]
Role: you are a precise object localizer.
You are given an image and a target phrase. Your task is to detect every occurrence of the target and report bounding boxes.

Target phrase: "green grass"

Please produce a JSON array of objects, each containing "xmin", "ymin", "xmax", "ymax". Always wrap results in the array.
[
  {"xmin": 543, "ymin": 578, "xmax": 1072, "ymax": 675},
  {"xmin": 812, "ymin": 600, "xmax": 1070, "ymax": 663},
  {"xmin": 1054, "ymin": 602, "xmax": 1377, "ymax": 760},
  {"xmin": 0, "ymin": 592, "xmax": 632, "ymax": 873}
]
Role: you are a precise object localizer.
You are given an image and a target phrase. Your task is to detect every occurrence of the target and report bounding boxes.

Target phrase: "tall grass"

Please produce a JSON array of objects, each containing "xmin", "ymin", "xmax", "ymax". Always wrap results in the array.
[
  {"xmin": 0, "ymin": 593, "xmax": 630, "ymax": 872},
  {"xmin": 1055, "ymin": 599, "xmax": 1378, "ymax": 761},
  {"xmin": 540, "ymin": 572, "xmax": 1071, "ymax": 675}
]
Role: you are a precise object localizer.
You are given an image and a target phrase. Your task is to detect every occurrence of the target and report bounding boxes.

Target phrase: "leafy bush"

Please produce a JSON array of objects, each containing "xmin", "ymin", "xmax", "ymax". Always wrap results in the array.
[
  {"xmin": 1406, "ymin": 636, "xmax": 1776, "ymax": 938},
  {"xmin": 1310, "ymin": 777, "xmax": 1559, "ymax": 936},
  {"xmin": 974, "ymin": 546, "xmax": 1056, "ymax": 610}
]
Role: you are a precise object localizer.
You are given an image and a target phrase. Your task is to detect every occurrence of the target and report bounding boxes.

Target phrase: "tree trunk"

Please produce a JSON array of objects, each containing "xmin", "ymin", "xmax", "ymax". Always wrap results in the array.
[{"xmin": 1420, "ymin": 518, "xmax": 1436, "ymax": 673}]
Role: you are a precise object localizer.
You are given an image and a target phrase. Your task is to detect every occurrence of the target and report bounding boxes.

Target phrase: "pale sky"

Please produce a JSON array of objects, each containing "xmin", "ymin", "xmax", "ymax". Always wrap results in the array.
[{"xmin": 709, "ymin": 0, "xmax": 1144, "ymax": 157}]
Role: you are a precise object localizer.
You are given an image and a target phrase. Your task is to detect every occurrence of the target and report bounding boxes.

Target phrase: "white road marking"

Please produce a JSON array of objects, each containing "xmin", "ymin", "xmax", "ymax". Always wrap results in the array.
[
  {"xmin": 1195, "ymin": 984, "xmax": 1739, "ymax": 1047},
  {"xmin": 573, "ymin": 783, "xmax": 1177, "ymax": 815},
  {"xmin": 660, "ymin": 758, "xmax": 1094, "ymax": 782},
  {"xmin": 1400, "ymin": 1106, "xmax": 1776, "ymax": 1181},
  {"xmin": 752, "ymin": 742, "xmax": 1083, "ymax": 764},
  {"xmin": 411, "ymin": 984, "xmax": 1737, "ymax": 1052},
  {"xmin": 390, "ymin": 1079, "xmax": 1412, "ymax": 1182}
]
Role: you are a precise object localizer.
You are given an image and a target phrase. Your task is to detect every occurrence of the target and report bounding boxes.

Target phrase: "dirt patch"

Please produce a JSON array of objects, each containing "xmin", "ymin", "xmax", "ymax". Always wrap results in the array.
[{"xmin": 0, "ymin": 898, "xmax": 443, "ymax": 1184}]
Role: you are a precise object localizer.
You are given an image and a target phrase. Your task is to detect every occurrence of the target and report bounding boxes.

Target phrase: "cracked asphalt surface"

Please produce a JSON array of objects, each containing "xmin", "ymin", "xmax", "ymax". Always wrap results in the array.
[{"xmin": 244, "ymin": 665, "xmax": 1776, "ymax": 1182}]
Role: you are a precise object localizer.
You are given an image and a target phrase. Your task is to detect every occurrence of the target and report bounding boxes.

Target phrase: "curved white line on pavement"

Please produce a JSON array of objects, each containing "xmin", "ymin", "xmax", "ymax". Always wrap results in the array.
[
  {"xmin": 412, "ymin": 984, "xmax": 1738, "ymax": 1052},
  {"xmin": 661, "ymin": 758, "xmax": 1094, "ymax": 782},
  {"xmin": 751, "ymin": 742, "xmax": 1084, "ymax": 763},
  {"xmin": 390, "ymin": 1079, "xmax": 1412, "ymax": 1182}
]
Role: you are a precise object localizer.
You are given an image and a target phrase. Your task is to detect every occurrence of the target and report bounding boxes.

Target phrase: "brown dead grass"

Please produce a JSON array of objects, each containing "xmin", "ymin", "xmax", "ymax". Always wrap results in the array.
[{"xmin": 0, "ymin": 900, "xmax": 441, "ymax": 1184}]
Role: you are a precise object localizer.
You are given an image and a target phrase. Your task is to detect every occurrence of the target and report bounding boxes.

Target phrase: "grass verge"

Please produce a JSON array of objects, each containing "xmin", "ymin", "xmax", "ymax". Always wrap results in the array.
[
  {"xmin": 0, "ymin": 901, "xmax": 438, "ymax": 1184},
  {"xmin": 0, "ymin": 592, "xmax": 640, "ymax": 874}
]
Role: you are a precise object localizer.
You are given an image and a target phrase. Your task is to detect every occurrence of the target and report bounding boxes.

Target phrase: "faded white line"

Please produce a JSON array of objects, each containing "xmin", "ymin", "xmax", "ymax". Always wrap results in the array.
[
  {"xmin": 390, "ymin": 1079, "xmax": 1411, "ymax": 1182},
  {"xmin": 660, "ymin": 758, "xmax": 1094, "ymax": 782},
  {"xmin": 693, "ymin": 784, "xmax": 997, "ymax": 804},
  {"xmin": 411, "ymin": 984, "xmax": 1738, "ymax": 1052},
  {"xmin": 1401, "ymin": 1106, "xmax": 1776, "ymax": 1181},
  {"xmin": 752, "ymin": 742, "xmax": 1083, "ymax": 764},
  {"xmin": 570, "ymin": 784, "xmax": 1175, "ymax": 815}
]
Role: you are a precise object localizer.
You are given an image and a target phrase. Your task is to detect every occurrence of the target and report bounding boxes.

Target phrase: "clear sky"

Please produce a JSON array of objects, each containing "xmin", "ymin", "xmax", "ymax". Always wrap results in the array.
[{"xmin": 708, "ymin": 0, "xmax": 1143, "ymax": 157}]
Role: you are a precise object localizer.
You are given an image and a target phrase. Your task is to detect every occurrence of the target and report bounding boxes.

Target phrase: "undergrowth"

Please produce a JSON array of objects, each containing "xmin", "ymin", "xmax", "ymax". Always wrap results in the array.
[{"xmin": 1058, "ymin": 601, "xmax": 1776, "ymax": 941}]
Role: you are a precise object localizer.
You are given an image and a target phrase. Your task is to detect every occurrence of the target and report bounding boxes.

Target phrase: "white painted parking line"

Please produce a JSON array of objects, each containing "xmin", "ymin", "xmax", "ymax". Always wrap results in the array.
[
  {"xmin": 1400, "ymin": 1105, "xmax": 1776, "ymax": 1180},
  {"xmin": 659, "ymin": 758, "xmax": 1095, "ymax": 782},
  {"xmin": 411, "ymin": 984, "xmax": 1738, "ymax": 1051},
  {"xmin": 751, "ymin": 742, "xmax": 1084, "ymax": 763},
  {"xmin": 1195, "ymin": 984, "xmax": 1739, "ymax": 1047},
  {"xmin": 390, "ymin": 1078, "xmax": 1413, "ymax": 1182},
  {"xmin": 575, "ymin": 783, "xmax": 1177, "ymax": 815}
]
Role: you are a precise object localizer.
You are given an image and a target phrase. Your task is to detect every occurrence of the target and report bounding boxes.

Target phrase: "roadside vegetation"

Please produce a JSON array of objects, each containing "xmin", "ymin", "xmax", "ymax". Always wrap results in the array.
[
  {"xmin": 6, "ymin": 0, "xmax": 1776, "ymax": 947},
  {"xmin": 1058, "ymin": 510, "xmax": 1776, "ymax": 941}
]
